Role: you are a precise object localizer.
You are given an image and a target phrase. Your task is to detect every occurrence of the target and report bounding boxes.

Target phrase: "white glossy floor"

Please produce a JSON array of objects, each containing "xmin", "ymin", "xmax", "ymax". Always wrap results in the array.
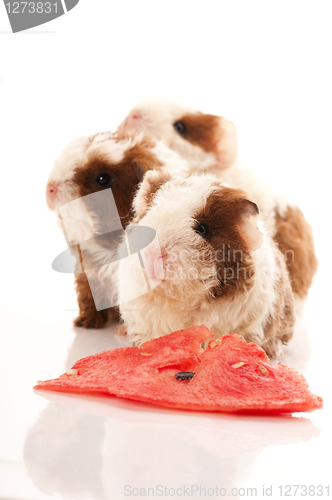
[{"xmin": 1, "ymin": 3, "xmax": 332, "ymax": 498}]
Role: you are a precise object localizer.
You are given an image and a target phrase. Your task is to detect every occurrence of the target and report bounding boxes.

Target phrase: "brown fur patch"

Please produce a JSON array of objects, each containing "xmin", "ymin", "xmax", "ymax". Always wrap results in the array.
[
  {"xmin": 261, "ymin": 251, "xmax": 295, "ymax": 357},
  {"xmin": 73, "ymin": 247, "xmax": 120, "ymax": 328},
  {"xmin": 175, "ymin": 112, "xmax": 222, "ymax": 153},
  {"xmin": 194, "ymin": 185, "xmax": 258, "ymax": 299},
  {"xmin": 134, "ymin": 171, "xmax": 172, "ymax": 221},
  {"xmin": 274, "ymin": 206, "xmax": 318, "ymax": 298},
  {"xmin": 74, "ymin": 273, "xmax": 119, "ymax": 328},
  {"xmin": 73, "ymin": 135, "xmax": 162, "ymax": 230}
]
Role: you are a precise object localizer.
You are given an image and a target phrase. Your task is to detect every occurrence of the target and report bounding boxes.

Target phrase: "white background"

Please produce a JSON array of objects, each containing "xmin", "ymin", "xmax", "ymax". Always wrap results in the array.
[{"xmin": 0, "ymin": 2, "xmax": 332, "ymax": 499}]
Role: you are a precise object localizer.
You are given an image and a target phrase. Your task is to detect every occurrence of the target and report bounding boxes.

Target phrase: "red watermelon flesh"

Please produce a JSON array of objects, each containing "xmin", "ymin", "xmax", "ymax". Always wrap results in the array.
[{"xmin": 34, "ymin": 326, "xmax": 323, "ymax": 414}]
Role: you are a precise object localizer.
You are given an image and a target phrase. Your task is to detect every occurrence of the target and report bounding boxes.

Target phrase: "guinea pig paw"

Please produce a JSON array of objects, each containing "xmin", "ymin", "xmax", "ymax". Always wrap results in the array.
[
  {"xmin": 115, "ymin": 324, "xmax": 128, "ymax": 336},
  {"xmin": 262, "ymin": 338, "xmax": 283, "ymax": 360},
  {"xmin": 73, "ymin": 310, "xmax": 108, "ymax": 329},
  {"xmin": 130, "ymin": 333, "xmax": 148, "ymax": 347},
  {"xmin": 107, "ymin": 306, "xmax": 121, "ymax": 323}
]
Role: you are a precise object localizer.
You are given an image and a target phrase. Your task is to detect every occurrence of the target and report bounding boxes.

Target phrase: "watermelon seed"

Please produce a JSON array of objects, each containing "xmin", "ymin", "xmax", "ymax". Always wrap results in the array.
[
  {"xmin": 232, "ymin": 362, "xmax": 247, "ymax": 369},
  {"xmin": 258, "ymin": 365, "xmax": 269, "ymax": 375},
  {"xmin": 140, "ymin": 352, "xmax": 152, "ymax": 356},
  {"xmin": 67, "ymin": 369, "xmax": 78, "ymax": 376},
  {"xmin": 209, "ymin": 340, "xmax": 221, "ymax": 349},
  {"xmin": 175, "ymin": 372, "xmax": 195, "ymax": 381}
]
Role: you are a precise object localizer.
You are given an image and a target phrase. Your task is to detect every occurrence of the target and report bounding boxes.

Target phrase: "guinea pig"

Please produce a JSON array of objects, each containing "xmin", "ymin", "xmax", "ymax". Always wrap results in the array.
[
  {"xmin": 118, "ymin": 97, "xmax": 317, "ymax": 305},
  {"xmin": 118, "ymin": 170, "xmax": 295, "ymax": 359},
  {"xmin": 46, "ymin": 131, "xmax": 188, "ymax": 329}
]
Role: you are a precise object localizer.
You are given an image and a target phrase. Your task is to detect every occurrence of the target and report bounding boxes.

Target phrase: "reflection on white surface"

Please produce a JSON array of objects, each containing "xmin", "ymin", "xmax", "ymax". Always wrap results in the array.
[
  {"xmin": 23, "ymin": 317, "xmax": 320, "ymax": 500},
  {"xmin": 24, "ymin": 403, "xmax": 107, "ymax": 500},
  {"xmin": 25, "ymin": 393, "xmax": 320, "ymax": 500}
]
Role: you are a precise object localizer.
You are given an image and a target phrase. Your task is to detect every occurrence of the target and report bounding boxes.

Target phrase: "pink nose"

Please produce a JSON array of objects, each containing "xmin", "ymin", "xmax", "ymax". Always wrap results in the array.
[
  {"xmin": 124, "ymin": 113, "xmax": 142, "ymax": 132},
  {"xmin": 46, "ymin": 183, "xmax": 59, "ymax": 209},
  {"xmin": 143, "ymin": 249, "xmax": 167, "ymax": 281}
]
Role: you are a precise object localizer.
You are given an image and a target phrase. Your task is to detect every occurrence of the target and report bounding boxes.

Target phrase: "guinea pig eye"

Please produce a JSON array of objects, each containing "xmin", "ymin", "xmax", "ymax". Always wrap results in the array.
[
  {"xmin": 173, "ymin": 120, "xmax": 187, "ymax": 136},
  {"xmin": 94, "ymin": 173, "xmax": 114, "ymax": 188},
  {"xmin": 194, "ymin": 221, "xmax": 209, "ymax": 239}
]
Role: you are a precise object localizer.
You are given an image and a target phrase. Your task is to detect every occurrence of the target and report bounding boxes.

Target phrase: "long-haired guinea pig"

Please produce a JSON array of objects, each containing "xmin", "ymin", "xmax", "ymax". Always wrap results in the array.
[
  {"xmin": 118, "ymin": 98, "xmax": 317, "ymax": 305},
  {"xmin": 118, "ymin": 170, "xmax": 295, "ymax": 359},
  {"xmin": 46, "ymin": 131, "xmax": 188, "ymax": 329}
]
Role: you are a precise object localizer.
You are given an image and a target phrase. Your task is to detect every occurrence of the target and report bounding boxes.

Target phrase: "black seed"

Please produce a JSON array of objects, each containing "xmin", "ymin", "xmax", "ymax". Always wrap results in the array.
[{"xmin": 175, "ymin": 371, "xmax": 195, "ymax": 381}]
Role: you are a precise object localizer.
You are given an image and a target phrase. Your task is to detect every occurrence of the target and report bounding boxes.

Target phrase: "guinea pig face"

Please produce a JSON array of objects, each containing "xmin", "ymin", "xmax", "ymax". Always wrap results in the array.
[
  {"xmin": 134, "ymin": 171, "xmax": 263, "ymax": 303},
  {"xmin": 46, "ymin": 132, "xmax": 189, "ymax": 247},
  {"xmin": 118, "ymin": 97, "xmax": 238, "ymax": 172},
  {"xmin": 46, "ymin": 132, "xmax": 143, "ymax": 214}
]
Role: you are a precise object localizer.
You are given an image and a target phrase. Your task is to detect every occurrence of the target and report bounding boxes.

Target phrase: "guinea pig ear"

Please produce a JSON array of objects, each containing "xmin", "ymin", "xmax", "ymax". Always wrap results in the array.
[
  {"xmin": 133, "ymin": 170, "xmax": 171, "ymax": 218},
  {"xmin": 237, "ymin": 200, "xmax": 264, "ymax": 251},
  {"xmin": 215, "ymin": 118, "xmax": 238, "ymax": 170}
]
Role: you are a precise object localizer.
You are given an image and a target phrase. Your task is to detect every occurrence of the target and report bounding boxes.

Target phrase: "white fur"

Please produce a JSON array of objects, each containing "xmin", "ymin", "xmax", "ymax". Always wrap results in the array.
[
  {"xmin": 58, "ymin": 196, "xmax": 99, "ymax": 246},
  {"xmin": 119, "ymin": 174, "xmax": 285, "ymax": 354},
  {"xmin": 48, "ymin": 136, "xmax": 89, "ymax": 186},
  {"xmin": 218, "ymin": 162, "xmax": 291, "ymax": 236},
  {"xmin": 150, "ymin": 140, "xmax": 191, "ymax": 178}
]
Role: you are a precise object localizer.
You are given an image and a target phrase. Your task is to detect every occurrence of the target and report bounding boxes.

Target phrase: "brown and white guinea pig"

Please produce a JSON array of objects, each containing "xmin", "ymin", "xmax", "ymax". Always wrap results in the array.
[
  {"xmin": 46, "ymin": 131, "xmax": 188, "ymax": 329},
  {"xmin": 118, "ymin": 98, "xmax": 317, "ymax": 305},
  {"xmin": 118, "ymin": 170, "xmax": 295, "ymax": 359}
]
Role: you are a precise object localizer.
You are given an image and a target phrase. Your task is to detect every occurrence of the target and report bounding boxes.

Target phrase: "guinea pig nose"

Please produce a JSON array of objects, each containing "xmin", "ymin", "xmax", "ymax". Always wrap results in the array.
[
  {"xmin": 124, "ymin": 113, "xmax": 142, "ymax": 131},
  {"xmin": 143, "ymin": 248, "xmax": 167, "ymax": 281},
  {"xmin": 46, "ymin": 183, "xmax": 59, "ymax": 209}
]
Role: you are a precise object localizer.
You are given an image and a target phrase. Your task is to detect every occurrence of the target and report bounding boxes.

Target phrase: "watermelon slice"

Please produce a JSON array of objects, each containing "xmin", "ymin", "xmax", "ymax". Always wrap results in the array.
[{"xmin": 34, "ymin": 326, "xmax": 323, "ymax": 414}]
